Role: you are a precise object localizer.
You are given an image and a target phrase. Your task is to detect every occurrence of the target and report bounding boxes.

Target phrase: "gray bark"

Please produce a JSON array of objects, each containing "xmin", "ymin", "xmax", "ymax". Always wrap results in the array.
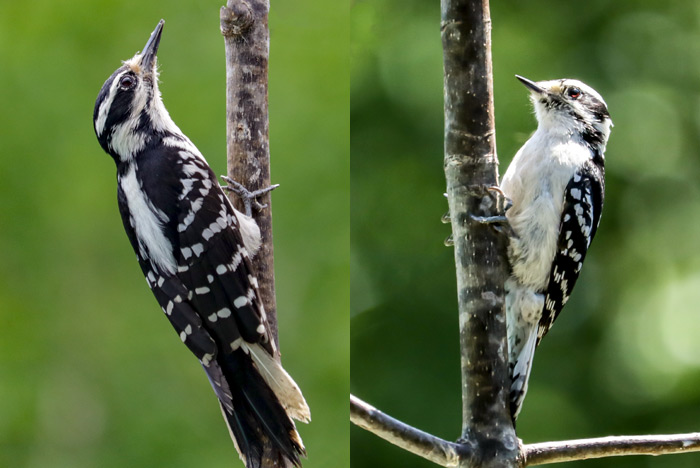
[
  {"xmin": 220, "ymin": 0, "xmax": 278, "ymax": 347},
  {"xmin": 441, "ymin": 0, "xmax": 517, "ymax": 465}
]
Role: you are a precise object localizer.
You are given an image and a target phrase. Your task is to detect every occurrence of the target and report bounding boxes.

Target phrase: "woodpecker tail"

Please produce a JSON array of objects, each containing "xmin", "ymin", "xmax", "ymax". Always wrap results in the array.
[
  {"xmin": 508, "ymin": 325, "xmax": 538, "ymax": 421},
  {"xmin": 204, "ymin": 345, "xmax": 310, "ymax": 468},
  {"xmin": 505, "ymin": 279, "xmax": 543, "ymax": 421}
]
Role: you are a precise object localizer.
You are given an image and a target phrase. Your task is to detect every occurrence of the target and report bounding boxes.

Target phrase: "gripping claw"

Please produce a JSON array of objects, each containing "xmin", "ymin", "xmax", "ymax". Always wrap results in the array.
[{"xmin": 221, "ymin": 175, "xmax": 279, "ymax": 217}]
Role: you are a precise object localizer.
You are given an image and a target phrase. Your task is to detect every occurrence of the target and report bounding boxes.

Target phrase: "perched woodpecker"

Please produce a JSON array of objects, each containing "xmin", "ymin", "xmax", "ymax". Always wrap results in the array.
[
  {"xmin": 93, "ymin": 20, "xmax": 310, "ymax": 467},
  {"xmin": 502, "ymin": 75, "xmax": 611, "ymax": 420}
]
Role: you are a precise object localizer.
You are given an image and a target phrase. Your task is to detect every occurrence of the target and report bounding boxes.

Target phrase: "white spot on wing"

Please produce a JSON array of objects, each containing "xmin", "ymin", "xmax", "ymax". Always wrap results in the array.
[{"xmin": 191, "ymin": 243, "xmax": 204, "ymax": 257}]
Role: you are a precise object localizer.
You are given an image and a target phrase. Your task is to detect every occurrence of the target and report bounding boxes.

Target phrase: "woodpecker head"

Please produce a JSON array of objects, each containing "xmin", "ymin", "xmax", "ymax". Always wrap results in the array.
[
  {"xmin": 94, "ymin": 20, "xmax": 179, "ymax": 163},
  {"xmin": 516, "ymin": 75, "xmax": 612, "ymax": 151}
]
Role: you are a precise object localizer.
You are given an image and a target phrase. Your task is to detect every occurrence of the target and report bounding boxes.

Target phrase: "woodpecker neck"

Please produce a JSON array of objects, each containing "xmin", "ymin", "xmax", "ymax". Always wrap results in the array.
[{"xmin": 534, "ymin": 109, "xmax": 610, "ymax": 165}]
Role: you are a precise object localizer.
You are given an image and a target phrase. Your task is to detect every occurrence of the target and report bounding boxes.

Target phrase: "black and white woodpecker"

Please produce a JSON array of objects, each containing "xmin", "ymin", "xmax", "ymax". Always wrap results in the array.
[
  {"xmin": 93, "ymin": 20, "xmax": 310, "ymax": 467},
  {"xmin": 502, "ymin": 75, "xmax": 611, "ymax": 420}
]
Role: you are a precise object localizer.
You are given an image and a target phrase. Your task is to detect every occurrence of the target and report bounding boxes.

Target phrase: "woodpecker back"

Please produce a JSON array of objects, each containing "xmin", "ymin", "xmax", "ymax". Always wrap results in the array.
[
  {"xmin": 93, "ymin": 20, "xmax": 309, "ymax": 468},
  {"xmin": 502, "ymin": 76, "xmax": 611, "ymax": 420}
]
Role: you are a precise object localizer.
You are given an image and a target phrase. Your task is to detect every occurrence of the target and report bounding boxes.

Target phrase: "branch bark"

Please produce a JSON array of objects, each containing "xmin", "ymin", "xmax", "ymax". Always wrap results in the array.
[
  {"xmin": 351, "ymin": 395, "xmax": 466, "ymax": 467},
  {"xmin": 523, "ymin": 433, "xmax": 700, "ymax": 465},
  {"xmin": 220, "ymin": 3, "xmax": 285, "ymax": 465},
  {"xmin": 351, "ymin": 395, "xmax": 700, "ymax": 467},
  {"xmin": 220, "ymin": 0, "xmax": 278, "ymax": 347},
  {"xmin": 441, "ymin": 0, "xmax": 516, "ymax": 465}
]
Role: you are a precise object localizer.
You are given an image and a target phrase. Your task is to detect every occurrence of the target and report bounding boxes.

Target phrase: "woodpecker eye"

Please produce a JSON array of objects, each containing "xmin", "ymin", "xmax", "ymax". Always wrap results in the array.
[
  {"xmin": 567, "ymin": 87, "xmax": 582, "ymax": 99},
  {"xmin": 119, "ymin": 74, "xmax": 136, "ymax": 90}
]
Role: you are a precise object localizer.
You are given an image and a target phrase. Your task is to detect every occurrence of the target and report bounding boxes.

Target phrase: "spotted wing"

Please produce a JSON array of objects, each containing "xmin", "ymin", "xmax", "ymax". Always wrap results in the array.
[
  {"xmin": 170, "ymin": 152, "xmax": 274, "ymax": 357},
  {"xmin": 537, "ymin": 160, "xmax": 604, "ymax": 344}
]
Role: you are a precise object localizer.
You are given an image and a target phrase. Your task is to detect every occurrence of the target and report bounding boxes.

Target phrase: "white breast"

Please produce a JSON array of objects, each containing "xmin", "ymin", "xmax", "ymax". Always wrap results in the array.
[{"xmin": 501, "ymin": 129, "xmax": 591, "ymax": 290}]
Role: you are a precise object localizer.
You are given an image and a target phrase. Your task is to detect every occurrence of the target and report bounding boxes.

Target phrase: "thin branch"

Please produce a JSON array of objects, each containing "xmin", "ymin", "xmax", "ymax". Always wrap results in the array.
[
  {"xmin": 220, "ymin": 0, "xmax": 279, "ymax": 347},
  {"xmin": 220, "ymin": 3, "xmax": 284, "ymax": 466},
  {"xmin": 523, "ymin": 433, "xmax": 700, "ymax": 466},
  {"xmin": 350, "ymin": 395, "xmax": 465, "ymax": 467},
  {"xmin": 351, "ymin": 394, "xmax": 700, "ymax": 467},
  {"xmin": 441, "ymin": 0, "xmax": 516, "ymax": 465}
]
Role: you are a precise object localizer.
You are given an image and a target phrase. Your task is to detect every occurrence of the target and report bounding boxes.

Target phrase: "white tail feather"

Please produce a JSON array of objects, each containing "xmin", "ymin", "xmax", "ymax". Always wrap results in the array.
[{"xmin": 248, "ymin": 344, "xmax": 311, "ymax": 423}]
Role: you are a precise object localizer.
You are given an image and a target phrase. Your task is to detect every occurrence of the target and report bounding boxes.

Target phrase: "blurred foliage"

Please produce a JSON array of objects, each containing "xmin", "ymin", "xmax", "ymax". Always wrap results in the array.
[
  {"xmin": 0, "ymin": 1, "xmax": 348, "ymax": 467},
  {"xmin": 351, "ymin": 1, "xmax": 700, "ymax": 467}
]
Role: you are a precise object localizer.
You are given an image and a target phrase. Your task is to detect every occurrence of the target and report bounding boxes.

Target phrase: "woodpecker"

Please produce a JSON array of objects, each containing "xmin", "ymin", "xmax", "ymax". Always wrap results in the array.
[
  {"xmin": 93, "ymin": 20, "xmax": 310, "ymax": 467},
  {"xmin": 502, "ymin": 75, "xmax": 611, "ymax": 420}
]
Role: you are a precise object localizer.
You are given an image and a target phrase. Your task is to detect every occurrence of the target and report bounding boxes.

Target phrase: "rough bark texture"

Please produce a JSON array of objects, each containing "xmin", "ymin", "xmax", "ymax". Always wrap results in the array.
[
  {"xmin": 220, "ymin": 3, "xmax": 281, "ymax": 465},
  {"xmin": 220, "ymin": 0, "xmax": 278, "ymax": 347},
  {"xmin": 441, "ymin": 0, "xmax": 517, "ymax": 466}
]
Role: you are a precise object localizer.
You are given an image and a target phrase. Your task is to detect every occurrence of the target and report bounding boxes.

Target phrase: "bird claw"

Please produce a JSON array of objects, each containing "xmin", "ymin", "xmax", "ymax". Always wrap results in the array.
[
  {"xmin": 471, "ymin": 213, "xmax": 517, "ymax": 238},
  {"xmin": 444, "ymin": 234, "xmax": 454, "ymax": 247},
  {"xmin": 486, "ymin": 185, "xmax": 513, "ymax": 214},
  {"xmin": 220, "ymin": 175, "xmax": 279, "ymax": 217},
  {"xmin": 471, "ymin": 185, "xmax": 517, "ymax": 238}
]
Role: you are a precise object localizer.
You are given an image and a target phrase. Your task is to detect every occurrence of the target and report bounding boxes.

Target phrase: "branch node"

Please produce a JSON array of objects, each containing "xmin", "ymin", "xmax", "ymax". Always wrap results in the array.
[{"xmin": 220, "ymin": 1, "xmax": 254, "ymax": 37}]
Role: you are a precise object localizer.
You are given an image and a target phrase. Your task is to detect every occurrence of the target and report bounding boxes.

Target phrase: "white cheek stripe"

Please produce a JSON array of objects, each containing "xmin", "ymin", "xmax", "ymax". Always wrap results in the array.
[
  {"xmin": 121, "ymin": 165, "xmax": 177, "ymax": 274},
  {"xmin": 95, "ymin": 74, "xmax": 122, "ymax": 137}
]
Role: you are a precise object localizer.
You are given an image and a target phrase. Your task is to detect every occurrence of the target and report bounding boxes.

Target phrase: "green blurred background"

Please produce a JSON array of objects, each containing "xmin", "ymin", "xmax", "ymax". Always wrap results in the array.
[
  {"xmin": 0, "ymin": 1, "xmax": 348, "ymax": 467},
  {"xmin": 352, "ymin": 1, "xmax": 700, "ymax": 467}
]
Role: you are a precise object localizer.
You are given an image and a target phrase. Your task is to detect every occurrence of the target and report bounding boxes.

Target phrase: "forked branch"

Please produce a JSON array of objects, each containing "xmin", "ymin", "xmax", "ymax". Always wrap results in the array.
[{"xmin": 351, "ymin": 395, "xmax": 700, "ymax": 467}]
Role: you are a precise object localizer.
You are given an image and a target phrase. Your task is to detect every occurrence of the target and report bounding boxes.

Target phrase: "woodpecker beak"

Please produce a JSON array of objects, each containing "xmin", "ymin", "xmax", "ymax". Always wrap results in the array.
[
  {"xmin": 515, "ymin": 75, "xmax": 546, "ymax": 95},
  {"xmin": 140, "ymin": 19, "xmax": 164, "ymax": 73}
]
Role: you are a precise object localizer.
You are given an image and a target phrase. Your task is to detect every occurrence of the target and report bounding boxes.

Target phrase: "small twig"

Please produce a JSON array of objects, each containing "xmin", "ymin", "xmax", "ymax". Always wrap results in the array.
[
  {"xmin": 523, "ymin": 433, "xmax": 700, "ymax": 466},
  {"xmin": 350, "ymin": 395, "xmax": 465, "ymax": 467}
]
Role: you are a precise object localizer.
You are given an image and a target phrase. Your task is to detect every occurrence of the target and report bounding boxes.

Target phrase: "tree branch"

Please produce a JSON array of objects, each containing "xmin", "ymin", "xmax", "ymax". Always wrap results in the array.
[
  {"xmin": 441, "ymin": 0, "xmax": 516, "ymax": 465},
  {"xmin": 351, "ymin": 395, "xmax": 700, "ymax": 467},
  {"xmin": 350, "ymin": 395, "xmax": 465, "ymax": 467},
  {"xmin": 522, "ymin": 433, "xmax": 700, "ymax": 466},
  {"xmin": 220, "ymin": 0, "xmax": 279, "ymax": 347}
]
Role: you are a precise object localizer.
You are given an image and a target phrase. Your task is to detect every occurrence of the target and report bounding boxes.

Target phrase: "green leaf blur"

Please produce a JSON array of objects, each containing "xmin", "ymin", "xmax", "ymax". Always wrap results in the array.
[
  {"xmin": 351, "ymin": 1, "xmax": 700, "ymax": 467},
  {"xmin": 0, "ymin": 1, "xmax": 348, "ymax": 467}
]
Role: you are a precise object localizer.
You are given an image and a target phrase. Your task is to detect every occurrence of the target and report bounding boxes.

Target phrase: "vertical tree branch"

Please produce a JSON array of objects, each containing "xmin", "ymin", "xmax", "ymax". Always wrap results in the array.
[
  {"xmin": 441, "ymin": 0, "xmax": 517, "ymax": 466},
  {"xmin": 220, "ymin": 3, "xmax": 282, "ymax": 465},
  {"xmin": 220, "ymin": 0, "xmax": 278, "ymax": 347}
]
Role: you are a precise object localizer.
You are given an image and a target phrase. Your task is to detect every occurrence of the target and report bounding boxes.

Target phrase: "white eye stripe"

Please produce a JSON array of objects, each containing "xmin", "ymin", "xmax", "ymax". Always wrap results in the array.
[{"xmin": 95, "ymin": 72, "xmax": 125, "ymax": 137}]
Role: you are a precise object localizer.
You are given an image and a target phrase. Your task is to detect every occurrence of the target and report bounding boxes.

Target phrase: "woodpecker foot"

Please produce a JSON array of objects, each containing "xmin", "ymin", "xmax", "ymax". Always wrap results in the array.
[
  {"xmin": 471, "ymin": 213, "xmax": 517, "ymax": 238},
  {"xmin": 471, "ymin": 186, "xmax": 516, "ymax": 237},
  {"xmin": 441, "ymin": 211, "xmax": 451, "ymax": 224},
  {"xmin": 487, "ymin": 185, "xmax": 513, "ymax": 214},
  {"xmin": 220, "ymin": 176, "xmax": 279, "ymax": 217}
]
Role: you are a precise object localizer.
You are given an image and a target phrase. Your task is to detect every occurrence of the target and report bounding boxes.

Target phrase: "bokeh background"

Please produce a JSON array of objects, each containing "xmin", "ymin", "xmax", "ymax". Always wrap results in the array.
[
  {"xmin": 0, "ymin": 1, "xmax": 348, "ymax": 467},
  {"xmin": 352, "ymin": 1, "xmax": 700, "ymax": 467}
]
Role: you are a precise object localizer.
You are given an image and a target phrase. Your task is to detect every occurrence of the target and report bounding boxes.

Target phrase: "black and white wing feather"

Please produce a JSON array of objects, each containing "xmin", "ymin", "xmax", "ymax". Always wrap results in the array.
[
  {"xmin": 120, "ymin": 144, "xmax": 309, "ymax": 467},
  {"xmin": 537, "ymin": 160, "xmax": 604, "ymax": 343}
]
